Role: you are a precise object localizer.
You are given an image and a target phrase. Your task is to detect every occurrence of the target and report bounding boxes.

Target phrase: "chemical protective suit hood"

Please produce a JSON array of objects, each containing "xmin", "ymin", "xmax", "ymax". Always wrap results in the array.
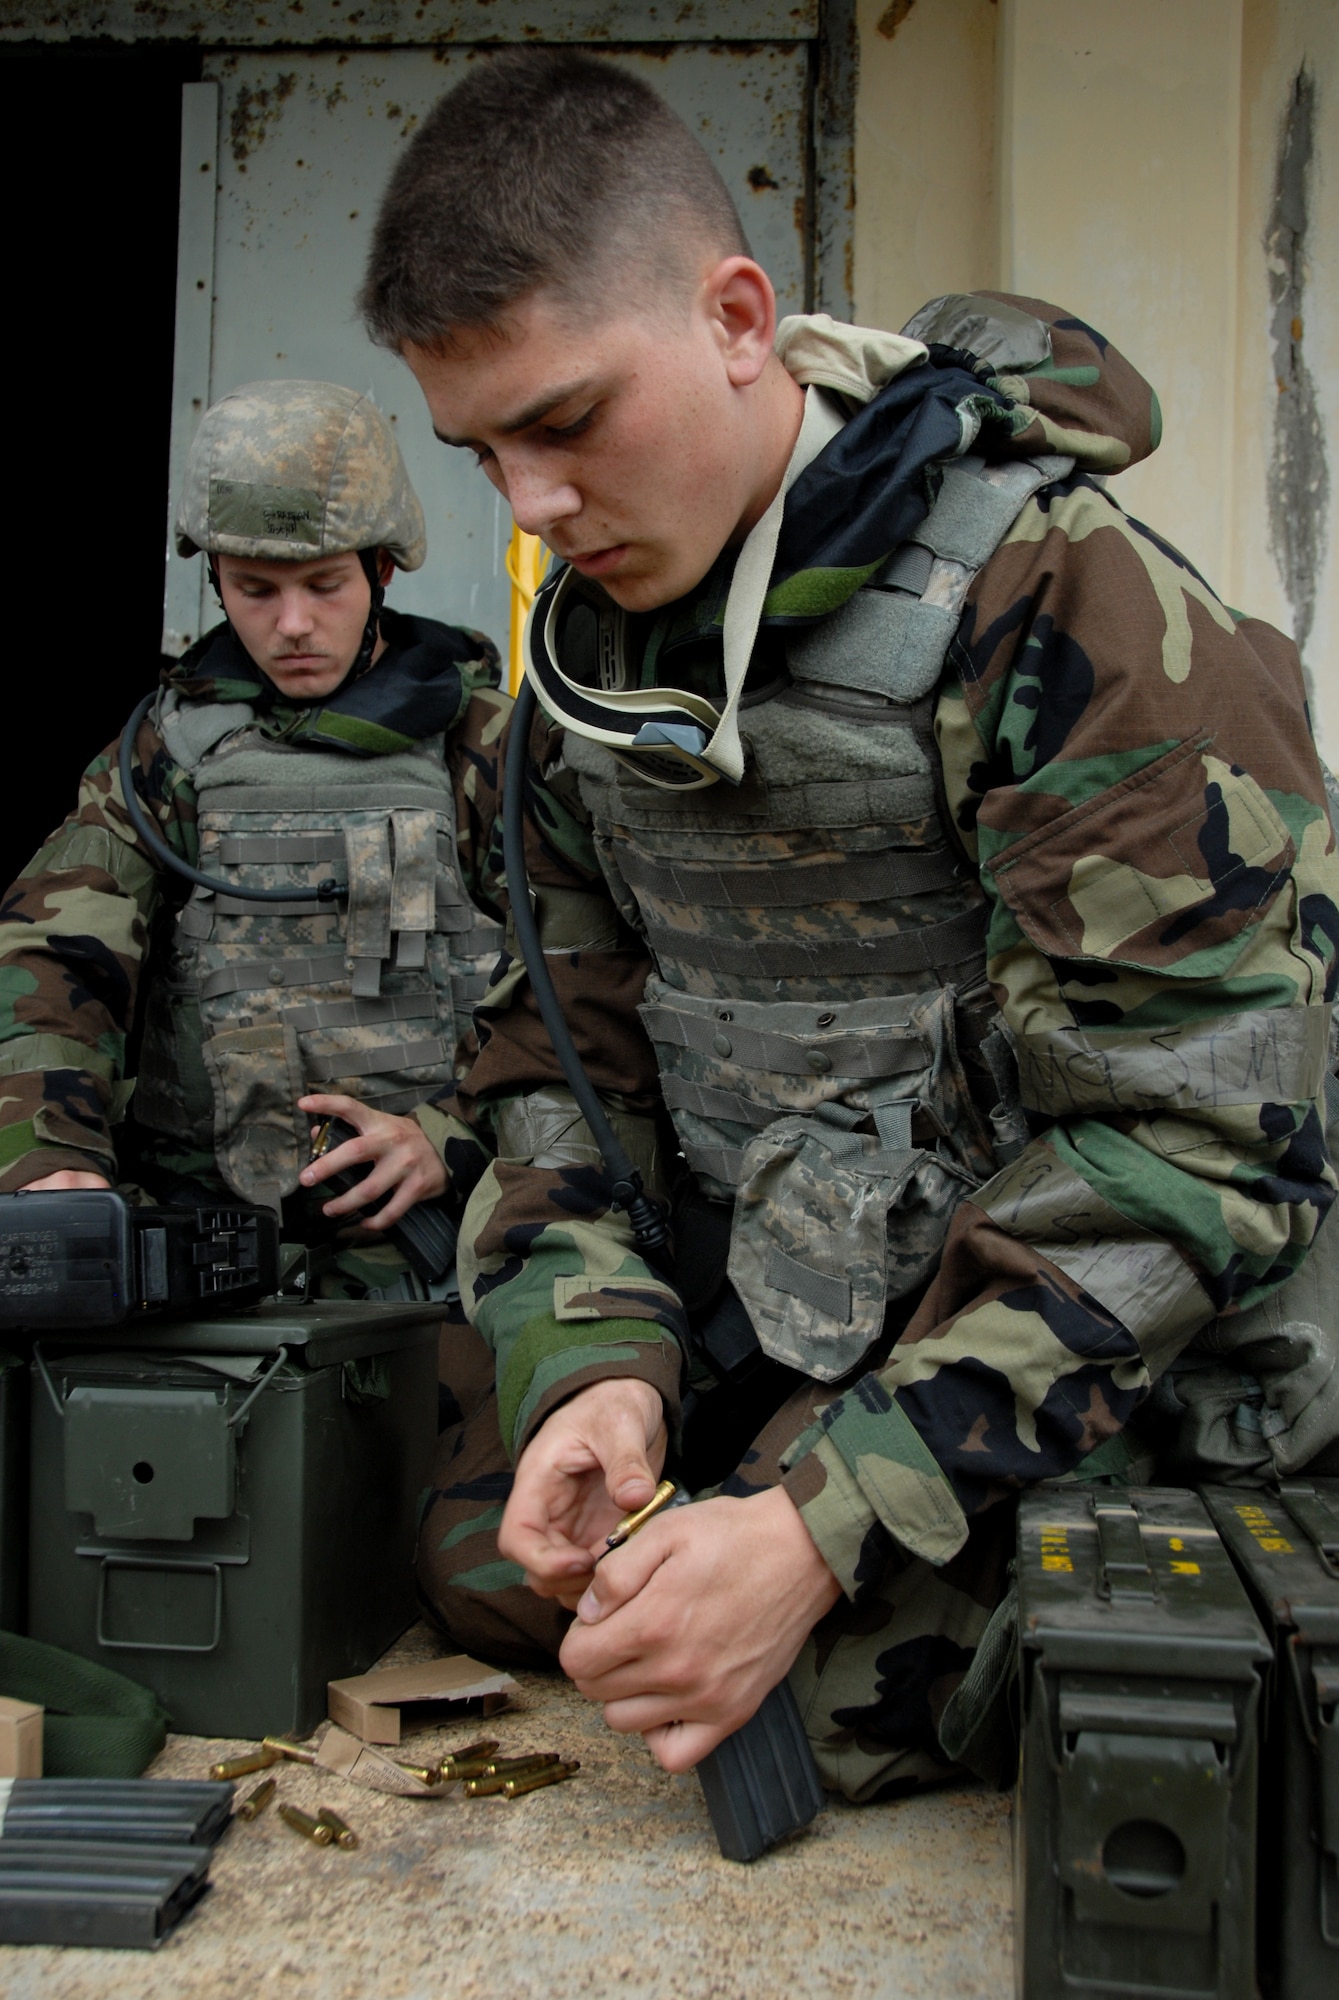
[{"xmin": 887, "ymin": 289, "xmax": 1162, "ymax": 475}]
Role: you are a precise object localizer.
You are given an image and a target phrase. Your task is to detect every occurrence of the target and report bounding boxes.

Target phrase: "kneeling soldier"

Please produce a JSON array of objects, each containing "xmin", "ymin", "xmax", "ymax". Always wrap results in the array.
[{"xmin": 0, "ymin": 380, "xmax": 507, "ymax": 1295}]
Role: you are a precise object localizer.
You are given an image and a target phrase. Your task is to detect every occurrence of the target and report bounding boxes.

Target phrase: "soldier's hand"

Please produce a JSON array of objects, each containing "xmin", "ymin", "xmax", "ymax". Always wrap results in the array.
[
  {"xmin": 559, "ymin": 1485, "xmax": 841, "ymax": 1771},
  {"xmin": 297, "ymin": 1092, "xmax": 447, "ymax": 1230},
  {"xmin": 499, "ymin": 1378, "xmax": 668, "ymax": 1611},
  {"xmin": 20, "ymin": 1171, "xmax": 113, "ymax": 1191}
]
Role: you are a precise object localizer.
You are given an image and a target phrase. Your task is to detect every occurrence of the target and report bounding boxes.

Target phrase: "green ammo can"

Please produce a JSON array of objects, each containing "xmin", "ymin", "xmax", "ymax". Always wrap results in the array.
[
  {"xmin": 0, "ymin": 1344, "xmax": 28, "ymax": 1630},
  {"xmin": 1202, "ymin": 1479, "xmax": 1339, "ymax": 2000},
  {"xmin": 1015, "ymin": 1485, "xmax": 1271, "ymax": 2000},
  {"xmin": 25, "ymin": 1301, "xmax": 439, "ymax": 1739}
]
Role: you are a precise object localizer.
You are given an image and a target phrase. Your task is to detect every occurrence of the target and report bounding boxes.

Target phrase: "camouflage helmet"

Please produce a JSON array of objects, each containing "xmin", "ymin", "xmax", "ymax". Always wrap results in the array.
[{"xmin": 175, "ymin": 379, "xmax": 427, "ymax": 570}]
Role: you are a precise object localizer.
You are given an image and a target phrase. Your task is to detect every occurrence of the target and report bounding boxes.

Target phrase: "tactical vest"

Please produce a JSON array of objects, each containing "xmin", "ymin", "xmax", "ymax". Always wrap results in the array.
[
  {"xmin": 558, "ymin": 451, "xmax": 1068, "ymax": 1381},
  {"xmin": 134, "ymin": 692, "xmax": 501, "ymax": 1213}
]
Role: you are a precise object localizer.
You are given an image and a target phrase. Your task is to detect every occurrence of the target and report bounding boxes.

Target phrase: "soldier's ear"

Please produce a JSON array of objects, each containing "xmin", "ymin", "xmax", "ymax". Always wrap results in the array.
[
  {"xmin": 377, "ymin": 550, "xmax": 394, "ymax": 587},
  {"xmin": 704, "ymin": 256, "xmax": 777, "ymax": 388}
]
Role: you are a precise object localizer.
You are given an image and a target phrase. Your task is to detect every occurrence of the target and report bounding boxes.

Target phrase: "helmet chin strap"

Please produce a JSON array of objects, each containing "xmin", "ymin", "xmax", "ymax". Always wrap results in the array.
[
  {"xmin": 350, "ymin": 548, "xmax": 386, "ymax": 681},
  {"xmin": 206, "ymin": 550, "xmax": 385, "ymax": 702}
]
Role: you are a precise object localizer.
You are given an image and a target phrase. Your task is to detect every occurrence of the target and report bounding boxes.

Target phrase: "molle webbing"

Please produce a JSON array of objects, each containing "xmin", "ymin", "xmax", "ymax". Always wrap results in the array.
[
  {"xmin": 304, "ymin": 1037, "xmax": 450, "ymax": 1082},
  {"xmin": 639, "ymin": 1001, "xmax": 931, "ymax": 1081},
  {"xmin": 200, "ymin": 954, "xmax": 350, "ymax": 998},
  {"xmin": 568, "ymin": 746, "xmax": 938, "ymax": 836},
  {"xmin": 644, "ymin": 903, "xmax": 986, "ymax": 983},
  {"xmin": 660, "ymin": 1077, "xmax": 778, "ymax": 1131},
  {"xmin": 218, "ymin": 833, "xmax": 344, "ymax": 865},
  {"xmin": 617, "ymin": 844, "xmax": 963, "ymax": 908}
]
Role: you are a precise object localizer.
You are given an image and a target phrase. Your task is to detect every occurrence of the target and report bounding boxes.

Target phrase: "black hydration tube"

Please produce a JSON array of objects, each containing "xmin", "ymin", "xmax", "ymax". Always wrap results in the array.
[
  {"xmin": 502, "ymin": 675, "xmax": 668, "ymax": 1255},
  {"xmin": 118, "ymin": 692, "xmax": 346, "ymax": 906}
]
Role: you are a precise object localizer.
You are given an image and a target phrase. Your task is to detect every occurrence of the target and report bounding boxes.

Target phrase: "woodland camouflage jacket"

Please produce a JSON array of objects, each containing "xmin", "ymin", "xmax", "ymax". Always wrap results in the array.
[
  {"xmin": 457, "ymin": 297, "xmax": 1339, "ymax": 1598},
  {"xmin": 0, "ymin": 608, "xmax": 508, "ymax": 1200}
]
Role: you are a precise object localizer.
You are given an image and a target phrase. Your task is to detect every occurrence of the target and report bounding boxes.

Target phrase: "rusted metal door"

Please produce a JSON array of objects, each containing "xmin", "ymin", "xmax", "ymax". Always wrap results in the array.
[{"xmin": 163, "ymin": 8, "xmax": 841, "ymax": 656}]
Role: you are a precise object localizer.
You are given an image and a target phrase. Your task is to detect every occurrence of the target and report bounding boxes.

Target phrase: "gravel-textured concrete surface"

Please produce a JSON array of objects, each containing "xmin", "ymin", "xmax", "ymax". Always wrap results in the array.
[{"xmin": 2, "ymin": 1625, "xmax": 1012, "ymax": 1998}]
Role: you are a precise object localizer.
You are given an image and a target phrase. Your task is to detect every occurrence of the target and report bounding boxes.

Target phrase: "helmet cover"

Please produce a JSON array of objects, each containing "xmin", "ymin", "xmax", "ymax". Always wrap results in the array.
[{"xmin": 175, "ymin": 379, "xmax": 426, "ymax": 569}]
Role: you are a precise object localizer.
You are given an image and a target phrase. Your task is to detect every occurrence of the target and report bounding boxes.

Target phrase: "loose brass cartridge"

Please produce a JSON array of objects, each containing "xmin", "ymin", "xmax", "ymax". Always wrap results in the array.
[
  {"xmin": 603, "ymin": 1479, "xmax": 679, "ymax": 1554},
  {"xmin": 263, "ymin": 1736, "xmax": 317, "ymax": 1766},
  {"xmin": 211, "ymin": 1747, "xmax": 282, "ymax": 1782},
  {"xmin": 503, "ymin": 1761, "xmax": 581, "ymax": 1799},
  {"xmin": 393, "ymin": 1759, "xmax": 446, "ymax": 1787},
  {"xmin": 480, "ymin": 1753, "xmax": 561, "ymax": 1778},
  {"xmin": 278, "ymin": 1803, "xmax": 334, "ymax": 1846},
  {"xmin": 238, "ymin": 1777, "xmax": 277, "ymax": 1821},
  {"xmin": 462, "ymin": 1773, "xmax": 510, "ymax": 1798},
  {"xmin": 316, "ymin": 1807, "xmax": 360, "ymax": 1850},
  {"xmin": 438, "ymin": 1739, "xmax": 500, "ymax": 1780}
]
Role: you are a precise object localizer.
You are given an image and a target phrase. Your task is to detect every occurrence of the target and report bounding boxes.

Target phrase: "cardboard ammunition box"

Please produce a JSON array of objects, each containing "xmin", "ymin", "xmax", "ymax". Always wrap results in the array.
[
  {"xmin": 0, "ymin": 1693, "xmax": 42, "ymax": 1776},
  {"xmin": 1015, "ymin": 1486, "xmax": 1271, "ymax": 2000},
  {"xmin": 0, "ymin": 1344, "xmax": 28, "ymax": 1631},
  {"xmin": 26, "ymin": 1302, "xmax": 439, "ymax": 1738},
  {"xmin": 1202, "ymin": 1480, "xmax": 1339, "ymax": 2000}
]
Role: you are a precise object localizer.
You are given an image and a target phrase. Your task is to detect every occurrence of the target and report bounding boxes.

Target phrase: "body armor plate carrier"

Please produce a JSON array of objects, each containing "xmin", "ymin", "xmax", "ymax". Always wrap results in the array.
[
  {"xmin": 561, "ymin": 451, "xmax": 1066, "ymax": 1380},
  {"xmin": 134, "ymin": 695, "xmax": 500, "ymax": 1213}
]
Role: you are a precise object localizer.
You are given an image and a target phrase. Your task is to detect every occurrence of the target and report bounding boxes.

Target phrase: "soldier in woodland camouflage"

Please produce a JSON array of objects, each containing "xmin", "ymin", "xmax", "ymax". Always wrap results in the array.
[
  {"xmin": 360, "ymin": 50, "xmax": 1339, "ymax": 1798},
  {"xmin": 0, "ymin": 380, "xmax": 509, "ymax": 1287}
]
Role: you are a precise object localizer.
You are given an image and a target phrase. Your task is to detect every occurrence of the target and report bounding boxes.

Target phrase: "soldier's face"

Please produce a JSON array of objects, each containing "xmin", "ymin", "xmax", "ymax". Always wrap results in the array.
[
  {"xmin": 216, "ymin": 551, "xmax": 377, "ymax": 698},
  {"xmin": 403, "ymin": 267, "xmax": 783, "ymax": 612}
]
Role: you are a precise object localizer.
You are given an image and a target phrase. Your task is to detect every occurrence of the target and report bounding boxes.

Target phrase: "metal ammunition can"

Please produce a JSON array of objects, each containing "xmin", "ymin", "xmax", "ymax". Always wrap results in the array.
[
  {"xmin": 25, "ymin": 1304, "xmax": 438, "ymax": 1738},
  {"xmin": 1202, "ymin": 1478, "xmax": 1339, "ymax": 2000},
  {"xmin": 1015, "ymin": 1485, "xmax": 1270, "ymax": 2000}
]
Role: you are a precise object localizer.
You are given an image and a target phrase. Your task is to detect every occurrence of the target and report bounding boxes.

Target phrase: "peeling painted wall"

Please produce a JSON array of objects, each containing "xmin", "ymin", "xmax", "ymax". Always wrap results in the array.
[
  {"xmin": 853, "ymin": 0, "xmax": 1339, "ymax": 752},
  {"xmin": 0, "ymin": 2, "xmax": 819, "ymax": 46},
  {"xmin": 1265, "ymin": 63, "xmax": 1329, "ymax": 674}
]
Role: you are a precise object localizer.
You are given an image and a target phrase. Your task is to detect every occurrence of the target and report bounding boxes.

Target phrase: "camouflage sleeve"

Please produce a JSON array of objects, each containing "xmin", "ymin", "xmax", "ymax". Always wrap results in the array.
[
  {"xmin": 0, "ymin": 713, "xmax": 196, "ymax": 1189},
  {"xmin": 457, "ymin": 706, "xmax": 684, "ymax": 1457},
  {"xmin": 783, "ymin": 472, "xmax": 1339, "ymax": 1596}
]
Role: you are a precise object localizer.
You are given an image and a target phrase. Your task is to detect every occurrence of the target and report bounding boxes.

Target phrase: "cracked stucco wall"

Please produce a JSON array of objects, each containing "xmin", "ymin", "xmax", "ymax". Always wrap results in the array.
[{"xmin": 855, "ymin": 0, "xmax": 1338, "ymax": 753}]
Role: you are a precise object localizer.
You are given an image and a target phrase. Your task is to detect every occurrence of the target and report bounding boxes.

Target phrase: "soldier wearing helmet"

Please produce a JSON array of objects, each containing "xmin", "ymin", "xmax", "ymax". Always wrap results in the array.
[{"xmin": 0, "ymin": 379, "xmax": 508, "ymax": 1293}]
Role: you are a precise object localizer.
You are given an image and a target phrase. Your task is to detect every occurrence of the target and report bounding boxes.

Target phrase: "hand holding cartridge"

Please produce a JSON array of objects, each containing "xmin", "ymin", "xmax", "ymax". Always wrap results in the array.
[
  {"xmin": 559, "ymin": 1478, "xmax": 840, "ymax": 1773},
  {"xmin": 498, "ymin": 1377, "xmax": 669, "ymax": 1611}
]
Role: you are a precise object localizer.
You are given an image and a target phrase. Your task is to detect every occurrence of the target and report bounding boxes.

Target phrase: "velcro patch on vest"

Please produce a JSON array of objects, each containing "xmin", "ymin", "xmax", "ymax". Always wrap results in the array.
[{"xmin": 208, "ymin": 480, "xmax": 325, "ymax": 547}]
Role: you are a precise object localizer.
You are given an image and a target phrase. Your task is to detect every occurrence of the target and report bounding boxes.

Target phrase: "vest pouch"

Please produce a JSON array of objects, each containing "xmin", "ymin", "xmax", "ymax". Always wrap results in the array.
[
  {"xmin": 640, "ymin": 979, "xmax": 994, "ymax": 1202},
  {"xmin": 201, "ymin": 1020, "xmax": 310, "ymax": 1211},
  {"xmin": 727, "ymin": 1111, "xmax": 975, "ymax": 1382}
]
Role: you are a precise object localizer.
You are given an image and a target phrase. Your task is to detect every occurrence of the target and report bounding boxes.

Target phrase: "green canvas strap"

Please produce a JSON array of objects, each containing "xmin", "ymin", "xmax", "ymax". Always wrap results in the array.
[{"xmin": 0, "ymin": 1629, "xmax": 168, "ymax": 1777}]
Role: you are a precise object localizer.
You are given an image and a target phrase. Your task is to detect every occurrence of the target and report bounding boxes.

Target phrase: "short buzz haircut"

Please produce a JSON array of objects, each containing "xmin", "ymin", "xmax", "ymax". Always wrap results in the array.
[{"xmin": 359, "ymin": 47, "xmax": 750, "ymax": 351}]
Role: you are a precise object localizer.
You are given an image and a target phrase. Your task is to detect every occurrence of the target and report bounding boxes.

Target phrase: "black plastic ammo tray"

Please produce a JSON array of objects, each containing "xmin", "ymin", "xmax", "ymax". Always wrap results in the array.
[
  {"xmin": 1202, "ymin": 1479, "xmax": 1339, "ymax": 2000},
  {"xmin": 1014, "ymin": 1485, "xmax": 1271, "ymax": 2000},
  {"xmin": 26, "ymin": 1301, "xmax": 439, "ymax": 1739}
]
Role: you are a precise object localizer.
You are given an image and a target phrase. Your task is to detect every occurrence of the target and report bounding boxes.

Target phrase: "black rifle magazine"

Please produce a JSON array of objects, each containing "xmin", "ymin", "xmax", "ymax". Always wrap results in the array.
[
  {"xmin": 308, "ymin": 1116, "xmax": 458, "ymax": 1283},
  {"xmin": 0, "ymin": 1838, "xmax": 211, "ymax": 1948},
  {"xmin": 695, "ymin": 1678, "xmax": 825, "ymax": 1862},
  {"xmin": 0, "ymin": 1779, "xmax": 235, "ymax": 1848}
]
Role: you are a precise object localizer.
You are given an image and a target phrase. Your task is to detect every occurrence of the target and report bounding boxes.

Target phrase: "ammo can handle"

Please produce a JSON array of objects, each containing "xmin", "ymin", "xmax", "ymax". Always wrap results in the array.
[
  {"xmin": 226, "ymin": 1345, "xmax": 289, "ymax": 1429},
  {"xmin": 1094, "ymin": 1501, "xmax": 1155, "ymax": 1600}
]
